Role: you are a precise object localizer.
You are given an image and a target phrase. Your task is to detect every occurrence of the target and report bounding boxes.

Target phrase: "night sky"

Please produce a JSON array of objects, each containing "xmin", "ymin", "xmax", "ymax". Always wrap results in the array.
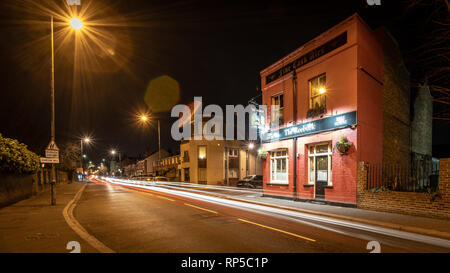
[{"xmin": 0, "ymin": 0, "xmax": 447, "ymax": 164}]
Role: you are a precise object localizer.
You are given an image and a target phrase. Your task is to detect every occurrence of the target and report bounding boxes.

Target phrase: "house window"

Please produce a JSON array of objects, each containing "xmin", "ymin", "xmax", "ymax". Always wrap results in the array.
[
  {"xmin": 308, "ymin": 143, "xmax": 332, "ymax": 186},
  {"xmin": 183, "ymin": 151, "xmax": 189, "ymax": 162},
  {"xmin": 270, "ymin": 149, "xmax": 288, "ymax": 184},
  {"xmin": 271, "ymin": 93, "xmax": 284, "ymax": 127},
  {"xmin": 309, "ymin": 74, "xmax": 326, "ymax": 110},
  {"xmin": 229, "ymin": 149, "xmax": 239, "ymax": 157}
]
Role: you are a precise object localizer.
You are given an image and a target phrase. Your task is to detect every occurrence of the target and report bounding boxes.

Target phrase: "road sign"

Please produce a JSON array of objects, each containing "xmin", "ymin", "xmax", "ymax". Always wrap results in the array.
[
  {"xmin": 46, "ymin": 140, "xmax": 59, "ymax": 151},
  {"xmin": 45, "ymin": 140, "xmax": 59, "ymax": 158},
  {"xmin": 40, "ymin": 157, "xmax": 59, "ymax": 164},
  {"xmin": 45, "ymin": 150, "xmax": 59, "ymax": 158}
]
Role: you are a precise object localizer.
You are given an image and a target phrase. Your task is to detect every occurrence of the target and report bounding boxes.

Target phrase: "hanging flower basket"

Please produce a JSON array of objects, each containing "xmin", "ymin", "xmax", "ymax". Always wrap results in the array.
[
  {"xmin": 335, "ymin": 136, "xmax": 352, "ymax": 155},
  {"xmin": 258, "ymin": 149, "xmax": 269, "ymax": 159}
]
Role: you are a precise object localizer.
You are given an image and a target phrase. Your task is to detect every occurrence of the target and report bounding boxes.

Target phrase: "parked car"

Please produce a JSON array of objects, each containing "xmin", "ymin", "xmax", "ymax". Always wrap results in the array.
[
  {"xmin": 153, "ymin": 176, "xmax": 169, "ymax": 182},
  {"xmin": 236, "ymin": 175, "xmax": 263, "ymax": 188}
]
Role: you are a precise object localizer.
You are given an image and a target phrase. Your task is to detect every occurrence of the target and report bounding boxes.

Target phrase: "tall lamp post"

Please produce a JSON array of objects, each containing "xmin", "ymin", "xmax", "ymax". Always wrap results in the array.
[
  {"xmin": 80, "ymin": 137, "xmax": 90, "ymax": 172},
  {"xmin": 140, "ymin": 114, "xmax": 161, "ymax": 160},
  {"xmin": 48, "ymin": 15, "xmax": 83, "ymax": 205},
  {"xmin": 110, "ymin": 149, "xmax": 121, "ymax": 176}
]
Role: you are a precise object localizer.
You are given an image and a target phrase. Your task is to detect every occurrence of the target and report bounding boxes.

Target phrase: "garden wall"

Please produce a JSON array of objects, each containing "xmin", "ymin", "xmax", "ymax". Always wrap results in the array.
[
  {"xmin": 0, "ymin": 170, "xmax": 70, "ymax": 208},
  {"xmin": 357, "ymin": 158, "xmax": 450, "ymax": 219}
]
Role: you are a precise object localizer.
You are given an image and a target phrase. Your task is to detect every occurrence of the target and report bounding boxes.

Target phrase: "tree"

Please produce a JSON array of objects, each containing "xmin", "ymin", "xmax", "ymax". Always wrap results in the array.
[
  {"xmin": 404, "ymin": 0, "xmax": 450, "ymax": 120},
  {"xmin": 59, "ymin": 141, "xmax": 81, "ymax": 181}
]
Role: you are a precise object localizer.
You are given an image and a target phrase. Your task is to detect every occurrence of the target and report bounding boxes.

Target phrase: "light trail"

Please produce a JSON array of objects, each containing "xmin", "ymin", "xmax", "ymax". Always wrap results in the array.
[{"xmin": 99, "ymin": 177, "xmax": 450, "ymax": 250}]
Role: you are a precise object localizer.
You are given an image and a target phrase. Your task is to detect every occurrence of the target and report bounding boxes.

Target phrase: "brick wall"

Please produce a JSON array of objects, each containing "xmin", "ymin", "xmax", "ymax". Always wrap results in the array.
[
  {"xmin": 376, "ymin": 29, "xmax": 411, "ymax": 167},
  {"xmin": 357, "ymin": 159, "xmax": 450, "ymax": 219}
]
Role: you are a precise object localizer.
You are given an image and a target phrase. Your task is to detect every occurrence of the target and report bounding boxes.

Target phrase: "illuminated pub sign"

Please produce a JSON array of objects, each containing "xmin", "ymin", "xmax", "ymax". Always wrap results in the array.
[
  {"xmin": 265, "ymin": 32, "xmax": 347, "ymax": 84},
  {"xmin": 262, "ymin": 111, "xmax": 357, "ymax": 142}
]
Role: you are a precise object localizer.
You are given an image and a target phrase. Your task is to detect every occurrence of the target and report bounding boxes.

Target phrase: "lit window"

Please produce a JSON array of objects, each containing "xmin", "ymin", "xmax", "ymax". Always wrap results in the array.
[
  {"xmin": 309, "ymin": 74, "xmax": 326, "ymax": 111},
  {"xmin": 308, "ymin": 143, "xmax": 332, "ymax": 186},
  {"xmin": 270, "ymin": 149, "xmax": 288, "ymax": 184},
  {"xmin": 198, "ymin": 146, "xmax": 206, "ymax": 160},
  {"xmin": 271, "ymin": 93, "xmax": 284, "ymax": 127}
]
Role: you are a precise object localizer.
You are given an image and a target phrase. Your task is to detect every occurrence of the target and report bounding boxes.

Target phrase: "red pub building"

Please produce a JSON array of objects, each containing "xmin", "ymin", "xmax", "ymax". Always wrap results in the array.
[{"xmin": 260, "ymin": 14, "xmax": 409, "ymax": 206}]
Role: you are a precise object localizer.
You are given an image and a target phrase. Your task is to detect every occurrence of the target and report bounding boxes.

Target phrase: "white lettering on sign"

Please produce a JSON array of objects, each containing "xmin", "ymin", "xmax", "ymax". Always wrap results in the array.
[
  {"xmin": 284, "ymin": 123, "xmax": 315, "ymax": 137},
  {"xmin": 334, "ymin": 116, "xmax": 347, "ymax": 127}
]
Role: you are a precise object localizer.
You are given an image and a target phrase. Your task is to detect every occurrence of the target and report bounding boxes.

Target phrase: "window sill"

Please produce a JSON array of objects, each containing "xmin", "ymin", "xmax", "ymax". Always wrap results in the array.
[
  {"xmin": 303, "ymin": 184, "xmax": 333, "ymax": 188},
  {"xmin": 266, "ymin": 182, "xmax": 289, "ymax": 186}
]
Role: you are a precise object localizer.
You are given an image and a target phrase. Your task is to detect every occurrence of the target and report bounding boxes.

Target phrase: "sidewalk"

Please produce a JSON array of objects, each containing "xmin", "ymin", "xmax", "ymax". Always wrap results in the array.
[
  {"xmin": 0, "ymin": 181, "xmax": 98, "ymax": 253},
  {"xmin": 151, "ymin": 182, "xmax": 450, "ymax": 240}
]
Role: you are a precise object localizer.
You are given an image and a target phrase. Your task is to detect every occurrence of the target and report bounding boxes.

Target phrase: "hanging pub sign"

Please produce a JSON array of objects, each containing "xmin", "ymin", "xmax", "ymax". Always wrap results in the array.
[
  {"xmin": 262, "ymin": 111, "xmax": 357, "ymax": 142},
  {"xmin": 265, "ymin": 32, "xmax": 347, "ymax": 84}
]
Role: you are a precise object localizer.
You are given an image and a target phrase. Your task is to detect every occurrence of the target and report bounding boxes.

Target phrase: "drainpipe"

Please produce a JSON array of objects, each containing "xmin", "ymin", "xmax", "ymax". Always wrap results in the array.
[
  {"xmin": 293, "ymin": 137, "xmax": 297, "ymax": 200},
  {"xmin": 292, "ymin": 71, "xmax": 298, "ymax": 200},
  {"xmin": 292, "ymin": 71, "xmax": 297, "ymax": 124}
]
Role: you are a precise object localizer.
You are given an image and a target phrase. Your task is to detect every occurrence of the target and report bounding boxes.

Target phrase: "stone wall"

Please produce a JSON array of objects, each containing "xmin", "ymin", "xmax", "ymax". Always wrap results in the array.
[
  {"xmin": 411, "ymin": 84, "xmax": 433, "ymax": 156},
  {"xmin": 357, "ymin": 159, "xmax": 450, "ymax": 219}
]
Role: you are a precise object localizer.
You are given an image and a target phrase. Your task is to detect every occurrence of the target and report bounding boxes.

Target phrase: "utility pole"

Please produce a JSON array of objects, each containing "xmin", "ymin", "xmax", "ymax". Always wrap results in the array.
[{"xmin": 50, "ymin": 16, "xmax": 56, "ymax": 206}]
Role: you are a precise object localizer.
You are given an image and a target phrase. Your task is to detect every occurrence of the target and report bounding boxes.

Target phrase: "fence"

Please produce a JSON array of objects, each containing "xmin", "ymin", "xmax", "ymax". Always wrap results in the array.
[{"xmin": 366, "ymin": 160, "xmax": 439, "ymax": 192}]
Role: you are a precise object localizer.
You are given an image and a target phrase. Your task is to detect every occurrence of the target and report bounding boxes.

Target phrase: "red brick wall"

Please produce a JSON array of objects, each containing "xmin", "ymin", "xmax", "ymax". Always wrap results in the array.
[{"xmin": 357, "ymin": 159, "xmax": 450, "ymax": 219}]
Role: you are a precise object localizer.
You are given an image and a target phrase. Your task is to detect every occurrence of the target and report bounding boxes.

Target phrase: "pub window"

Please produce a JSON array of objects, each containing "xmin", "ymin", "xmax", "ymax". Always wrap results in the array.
[
  {"xmin": 270, "ymin": 149, "xmax": 288, "ymax": 184},
  {"xmin": 308, "ymin": 143, "xmax": 332, "ymax": 186},
  {"xmin": 309, "ymin": 74, "xmax": 326, "ymax": 111},
  {"xmin": 271, "ymin": 93, "xmax": 284, "ymax": 127}
]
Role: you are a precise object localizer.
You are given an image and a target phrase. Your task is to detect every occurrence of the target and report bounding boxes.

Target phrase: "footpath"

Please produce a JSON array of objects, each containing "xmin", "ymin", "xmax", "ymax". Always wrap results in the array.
[{"xmin": 0, "ymin": 181, "xmax": 98, "ymax": 253}]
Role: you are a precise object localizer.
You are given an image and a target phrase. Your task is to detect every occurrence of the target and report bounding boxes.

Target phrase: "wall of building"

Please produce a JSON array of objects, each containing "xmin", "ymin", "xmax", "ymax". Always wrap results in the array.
[
  {"xmin": 260, "ymin": 15, "xmax": 380, "ymax": 205},
  {"xmin": 357, "ymin": 160, "xmax": 450, "ymax": 219},
  {"xmin": 375, "ymin": 29, "xmax": 411, "ymax": 166},
  {"xmin": 356, "ymin": 18, "xmax": 383, "ymax": 165},
  {"xmin": 180, "ymin": 139, "xmax": 225, "ymax": 185}
]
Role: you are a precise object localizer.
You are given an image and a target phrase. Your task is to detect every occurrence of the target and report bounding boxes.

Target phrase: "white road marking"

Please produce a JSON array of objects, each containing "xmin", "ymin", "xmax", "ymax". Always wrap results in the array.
[{"xmin": 62, "ymin": 184, "xmax": 115, "ymax": 253}]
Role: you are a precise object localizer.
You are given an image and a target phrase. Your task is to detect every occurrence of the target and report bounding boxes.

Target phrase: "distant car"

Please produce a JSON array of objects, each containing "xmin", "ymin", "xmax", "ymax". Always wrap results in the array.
[
  {"xmin": 236, "ymin": 175, "xmax": 263, "ymax": 188},
  {"xmin": 153, "ymin": 176, "xmax": 169, "ymax": 182}
]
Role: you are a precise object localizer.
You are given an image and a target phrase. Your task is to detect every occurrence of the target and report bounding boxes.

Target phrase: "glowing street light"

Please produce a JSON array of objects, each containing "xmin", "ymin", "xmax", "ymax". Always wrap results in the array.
[
  {"xmin": 140, "ymin": 114, "xmax": 149, "ymax": 122},
  {"xmin": 248, "ymin": 143, "xmax": 255, "ymax": 150},
  {"xmin": 69, "ymin": 17, "xmax": 83, "ymax": 30},
  {"xmin": 111, "ymin": 150, "xmax": 116, "ymax": 155},
  {"xmin": 138, "ymin": 112, "xmax": 161, "ymax": 160}
]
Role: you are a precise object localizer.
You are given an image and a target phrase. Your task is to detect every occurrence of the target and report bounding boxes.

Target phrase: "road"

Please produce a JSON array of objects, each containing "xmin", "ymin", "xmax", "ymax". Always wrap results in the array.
[{"xmin": 69, "ymin": 177, "xmax": 450, "ymax": 253}]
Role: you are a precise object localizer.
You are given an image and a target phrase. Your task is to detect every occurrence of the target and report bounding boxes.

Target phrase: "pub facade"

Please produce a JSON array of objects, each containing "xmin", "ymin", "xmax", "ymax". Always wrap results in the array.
[{"xmin": 260, "ymin": 14, "xmax": 400, "ymax": 205}]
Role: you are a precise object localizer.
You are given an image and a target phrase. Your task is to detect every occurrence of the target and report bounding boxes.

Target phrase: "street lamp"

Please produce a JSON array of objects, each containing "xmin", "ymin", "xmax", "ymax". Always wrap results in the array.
[
  {"xmin": 139, "ymin": 113, "xmax": 161, "ymax": 160},
  {"xmin": 48, "ymin": 15, "xmax": 85, "ymax": 205},
  {"xmin": 110, "ymin": 149, "xmax": 121, "ymax": 176},
  {"xmin": 80, "ymin": 137, "xmax": 90, "ymax": 171},
  {"xmin": 69, "ymin": 17, "xmax": 83, "ymax": 30}
]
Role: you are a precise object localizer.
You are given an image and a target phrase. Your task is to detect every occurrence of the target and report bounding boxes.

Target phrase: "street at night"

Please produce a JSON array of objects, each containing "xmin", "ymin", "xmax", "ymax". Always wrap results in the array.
[{"xmin": 1, "ymin": 0, "xmax": 450, "ymax": 270}]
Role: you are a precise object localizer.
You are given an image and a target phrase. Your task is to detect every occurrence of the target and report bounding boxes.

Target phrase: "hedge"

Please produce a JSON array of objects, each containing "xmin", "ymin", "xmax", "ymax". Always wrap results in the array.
[{"xmin": 0, "ymin": 133, "xmax": 40, "ymax": 174}]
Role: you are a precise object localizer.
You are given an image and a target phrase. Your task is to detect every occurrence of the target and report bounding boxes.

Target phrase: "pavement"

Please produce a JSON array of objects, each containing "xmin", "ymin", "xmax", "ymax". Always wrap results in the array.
[{"xmin": 0, "ymin": 181, "xmax": 98, "ymax": 253}]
